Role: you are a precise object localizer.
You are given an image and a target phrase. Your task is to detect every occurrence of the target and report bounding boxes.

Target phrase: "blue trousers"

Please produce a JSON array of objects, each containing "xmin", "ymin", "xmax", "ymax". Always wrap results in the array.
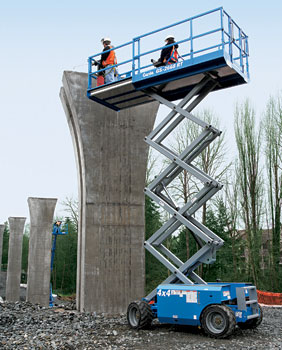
[{"xmin": 105, "ymin": 67, "xmax": 118, "ymax": 84}]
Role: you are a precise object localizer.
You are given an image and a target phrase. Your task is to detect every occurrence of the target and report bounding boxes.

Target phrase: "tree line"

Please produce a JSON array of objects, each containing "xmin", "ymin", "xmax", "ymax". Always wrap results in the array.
[{"xmin": 1, "ymin": 94, "xmax": 281, "ymax": 295}]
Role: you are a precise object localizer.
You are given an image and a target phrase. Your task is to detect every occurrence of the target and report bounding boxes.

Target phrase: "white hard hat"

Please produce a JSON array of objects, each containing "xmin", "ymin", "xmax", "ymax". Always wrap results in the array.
[
  {"xmin": 101, "ymin": 37, "xmax": 111, "ymax": 44},
  {"xmin": 165, "ymin": 35, "xmax": 175, "ymax": 41}
]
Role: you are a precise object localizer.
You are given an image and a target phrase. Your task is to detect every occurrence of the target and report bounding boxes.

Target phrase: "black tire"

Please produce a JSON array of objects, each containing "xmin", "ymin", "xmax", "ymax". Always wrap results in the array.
[
  {"xmin": 127, "ymin": 300, "xmax": 153, "ymax": 329},
  {"xmin": 238, "ymin": 304, "xmax": 263, "ymax": 329},
  {"xmin": 200, "ymin": 304, "xmax": 236, "ymax": 338}
]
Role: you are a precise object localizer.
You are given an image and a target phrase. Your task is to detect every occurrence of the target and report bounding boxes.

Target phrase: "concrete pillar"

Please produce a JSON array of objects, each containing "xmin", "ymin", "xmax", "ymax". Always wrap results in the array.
[
  {"xmin": 6, "ymin": 217, "xmax": 26, "ymax": 301},
  {"xmin": 26, "ymin": 197, "xmax": 57, "ymax": 306},
  {"xmin": 0, "ymin": 224, "xmax": 4, "ymax": 270},
  {"xmin": 60, "ymin": 71, "xmax": 159, "ymax": 313}
]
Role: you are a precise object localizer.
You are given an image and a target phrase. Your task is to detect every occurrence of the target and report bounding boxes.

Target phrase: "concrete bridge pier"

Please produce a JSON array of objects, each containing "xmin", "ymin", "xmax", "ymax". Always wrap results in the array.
[
  {"xmin": 60, "ymin": 71, "xmax": 159, "ymax": 313},
  {"xmin": 6, "ymin": 217, "xmax": 26, "ymax": 302},
  {"xmin": 26, "ymin": 197, "xmax": 57, "ymax": 306}
]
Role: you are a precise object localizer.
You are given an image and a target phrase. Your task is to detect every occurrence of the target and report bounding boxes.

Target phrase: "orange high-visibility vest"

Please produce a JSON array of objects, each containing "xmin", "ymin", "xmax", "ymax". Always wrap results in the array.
[
  {"xmin": 102, "ymin": 46, "xmax": 117, "ymax": 67},
  {"xmin": 167, "ymin": 46, "xmax": 178, "ymax": 64}
]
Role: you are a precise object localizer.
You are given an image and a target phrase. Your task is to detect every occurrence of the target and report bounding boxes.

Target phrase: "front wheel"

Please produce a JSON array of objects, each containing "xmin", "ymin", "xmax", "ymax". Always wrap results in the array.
[
  {"xmin": 201, "ymin": 304, "xmax": 236, "ymax": 338},
  {"xmin": 127, "ymin": 301, "xmax": 153, "ymax": 329}
]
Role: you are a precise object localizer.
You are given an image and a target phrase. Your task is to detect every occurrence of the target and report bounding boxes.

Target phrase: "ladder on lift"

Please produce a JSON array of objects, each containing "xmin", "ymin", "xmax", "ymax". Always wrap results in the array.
[{"xmin": 143, "ymin": 73, "xmax": 224, "ymax": 301}]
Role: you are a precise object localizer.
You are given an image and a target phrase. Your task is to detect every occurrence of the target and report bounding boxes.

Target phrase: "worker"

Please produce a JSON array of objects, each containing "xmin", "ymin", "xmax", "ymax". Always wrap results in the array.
[
  {"xmin": 151, "ymin": 35, "xmax": 179, "ymax": 67},
  {"xmin": 100, "ymin": 37, "xmax": 118, "ymax": 84}
]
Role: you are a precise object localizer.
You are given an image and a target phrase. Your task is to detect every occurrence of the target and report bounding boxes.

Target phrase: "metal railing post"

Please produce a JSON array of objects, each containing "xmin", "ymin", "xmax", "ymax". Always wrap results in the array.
[
  {"xmin": 228, "ymin": 17, "xmax": 233, "ymax": 62},
  {"xmin": 190, "ymin": 19, "xmax": 193, "ymax": 59},
  {"xmin": 245, "ymin": 38, "xmax": 249, "ymax": 78},
  {"xmin": 138, "ymin": 39, "xmax": 141, "ymax": 74},
  {"xmin": 220, "ymin": 8, "xmax": 225, "ymax": 51},
  {"xmin": 88, "ymin": 57, "xmax": 92, "ymax": 90},
  {"xmin": 132, "ymin": 40, "xmax": 135, "ymax": 77},
  {"xmin": 239, "ymin": 28, "xmax": 243, "ymax": 71}
]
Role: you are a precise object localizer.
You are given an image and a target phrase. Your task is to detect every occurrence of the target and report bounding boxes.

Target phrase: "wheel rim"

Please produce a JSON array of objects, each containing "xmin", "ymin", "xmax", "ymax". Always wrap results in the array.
[
  {"xmin": 206, "ymin": 310, "xmax": 226, "ymax": 334},
  {"xmin": 128, "ymin": 305, "xmax": 141, "ymax": 327}
]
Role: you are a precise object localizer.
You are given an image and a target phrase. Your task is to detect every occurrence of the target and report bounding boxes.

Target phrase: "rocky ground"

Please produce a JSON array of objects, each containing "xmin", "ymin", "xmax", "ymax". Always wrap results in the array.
[{"xmin": 0, "ymin": 301, "xmax": 281, "ymax": 350}]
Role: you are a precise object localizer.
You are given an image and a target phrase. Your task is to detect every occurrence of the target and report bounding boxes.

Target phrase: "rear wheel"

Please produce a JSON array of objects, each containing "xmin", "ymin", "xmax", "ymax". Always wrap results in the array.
[
  {"xmin": 127, "ymin": 301, "xmax": 153, "ymax": 329},
  {"xmin": 238, "ymin": 304, "xmax": 263, "ymax": 329},
  {"xmin": 201, "ymin": 304, "xmax": 236, "ymax": 338}
]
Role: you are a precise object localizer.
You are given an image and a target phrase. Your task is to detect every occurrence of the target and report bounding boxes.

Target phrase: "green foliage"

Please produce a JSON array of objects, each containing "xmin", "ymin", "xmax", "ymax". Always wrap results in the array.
[
  {"xmin": 145, "ymin": 196, "xmax": 168, "ymax": 294},
  {"xmin": 21, "ymin": 226, "xmax": 30, "ymax": 282},
  {"xmin": 1, "ymin": 222, "xmax": 9, "ymax": 269},
  {"xmin": 234, "ymin": 99, "xmax": 264, "ymax": 286},
  {"xmin": 203, "ymin": 200, "xmax": 245, "ymax": 282},
  {"xmin": 51, "ymin": 218, "xmax": 77, "ymax": 294}
]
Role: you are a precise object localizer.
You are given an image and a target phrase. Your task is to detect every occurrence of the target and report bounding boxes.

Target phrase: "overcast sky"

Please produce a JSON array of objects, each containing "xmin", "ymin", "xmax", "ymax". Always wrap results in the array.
[{"xmin": 1, "ymin": 0, "xmax": 281, "ymax": 224}]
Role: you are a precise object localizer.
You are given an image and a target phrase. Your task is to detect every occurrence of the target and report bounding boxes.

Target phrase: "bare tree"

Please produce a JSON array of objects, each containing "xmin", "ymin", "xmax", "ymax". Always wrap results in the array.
[
  {"xmin": 234, "ymin": 99, "xmax": 264, "ymax": 286},
  {"xmin": 61, "ymin": 197, "xmax": 79, "ymax": 231},
  {"xmin": 223, "ymin": 171, "xmax": 244, "ymax": 279},
  {"xmin": 192, "ymin": 109, "xmax": 231, "ymax": 225},
  {"xmin": 166, "ymin": 108, "xmax": 230, "ymax": 259},
  {"xmin": 146, "ymin": 148, "xmax": 160, "ymax": 186},
  {"xmin": 263, "ymin": 93, "xmax": 282, "ymax": 289}
]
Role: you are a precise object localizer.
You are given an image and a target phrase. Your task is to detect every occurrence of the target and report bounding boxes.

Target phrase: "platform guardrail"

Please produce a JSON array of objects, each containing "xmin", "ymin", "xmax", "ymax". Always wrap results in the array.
[{"xmin": 88, "ymin": 7, "xmax": 249, "ymax": 91}]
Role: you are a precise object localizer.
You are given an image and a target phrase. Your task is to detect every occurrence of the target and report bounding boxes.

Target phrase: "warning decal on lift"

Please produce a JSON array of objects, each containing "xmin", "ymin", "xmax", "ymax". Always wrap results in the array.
[
  {"xmin": 186, "ymin": 291, "xmax": 197, "ymax": 303},
  {"xmin": 170, "ymin": 290, "xmax": 198, "ymax": 303}
]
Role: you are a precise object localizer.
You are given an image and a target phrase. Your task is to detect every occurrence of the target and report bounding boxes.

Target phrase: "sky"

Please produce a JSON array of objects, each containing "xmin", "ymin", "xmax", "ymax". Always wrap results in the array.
[{"xmin": 0, "ymin": 0, "xmax": 282, "ymax": 223}]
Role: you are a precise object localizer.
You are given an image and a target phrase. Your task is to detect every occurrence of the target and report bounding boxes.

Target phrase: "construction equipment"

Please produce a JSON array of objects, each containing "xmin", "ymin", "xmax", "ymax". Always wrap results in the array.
[
  {"xmin": 49, "ymin": 220, "xmax": 68, "ymax": 307},
  {"xmin": 87, "ymin": 7, "xmax": 262, "ymax": 338}
]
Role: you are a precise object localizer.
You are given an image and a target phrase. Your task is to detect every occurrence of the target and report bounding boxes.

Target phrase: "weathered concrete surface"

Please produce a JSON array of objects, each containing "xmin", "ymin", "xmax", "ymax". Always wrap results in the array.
[
  {"xmin": 60, "ymin": 71, "xmax": 159, "ymax": 313},
  {"xmin": 27, "ymin": 197, "xmax": 57, "ymax": 306},
  {"xmin": 6, "ymin": 217, "xmax": 26, "ymax": 301},
  {"xmin": 0, "ymin": 224, "xmax": 4, "ymax": 270}
]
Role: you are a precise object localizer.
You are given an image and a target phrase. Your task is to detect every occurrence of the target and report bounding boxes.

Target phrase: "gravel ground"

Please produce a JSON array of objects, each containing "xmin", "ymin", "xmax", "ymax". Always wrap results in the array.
[{"xmin": 0, "ymin": 301, "xmax": 281, "ymax": 350}]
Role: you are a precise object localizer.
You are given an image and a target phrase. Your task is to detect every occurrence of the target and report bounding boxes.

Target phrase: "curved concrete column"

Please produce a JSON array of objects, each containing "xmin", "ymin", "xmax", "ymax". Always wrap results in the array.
[
  {"xmin": 0, "ymin": 224, "xmax": 4, "ymax": 270},
  {"xmin": 60, "ymin": 71, "xmax": 159, "ymax": 313},
  {"xmin": 27, "ymin": 197, "xmax": 57, "ymax": 306},
  {"xmin": 6, "ymin": 217, "xmax": 26, "ymax": 301}
]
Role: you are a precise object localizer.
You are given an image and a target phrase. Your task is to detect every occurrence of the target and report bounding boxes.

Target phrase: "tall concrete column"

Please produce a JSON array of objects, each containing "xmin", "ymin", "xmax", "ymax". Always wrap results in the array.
[
  {"xmin": 60, "ymin": 71, "xmax": 159, "ymax": 313},
  {"xmin": 27, "ymin": 197, "xmax": 57, "ymax": 306},
  {"xmin": 6, "ymin": 217, "xmax": 26, "ymax": 301},
  {"xmin": 0, "ymin": 224, "xmax": 4, "ymax": 270}
]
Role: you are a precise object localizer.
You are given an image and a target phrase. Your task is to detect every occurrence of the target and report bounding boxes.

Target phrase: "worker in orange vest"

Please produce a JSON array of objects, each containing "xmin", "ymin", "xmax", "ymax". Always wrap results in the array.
[
  {"xmin": 100, "ymin": 37, "xmax": 118, "ymax": 84},
  {"xmin": 152, "ymin": 35, "xmax": 179, "ymax": 67}
]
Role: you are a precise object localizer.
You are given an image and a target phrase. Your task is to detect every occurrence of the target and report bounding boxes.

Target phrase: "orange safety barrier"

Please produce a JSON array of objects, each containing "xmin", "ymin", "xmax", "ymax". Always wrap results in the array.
[{"xmin": 257, "ymin": 290, "xmax": 282, "ymax": 305}]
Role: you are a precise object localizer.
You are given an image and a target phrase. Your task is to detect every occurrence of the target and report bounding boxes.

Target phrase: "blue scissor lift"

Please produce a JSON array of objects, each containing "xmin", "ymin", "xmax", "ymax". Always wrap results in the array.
[{"xmin": 87, "ymin": 8, "xmax": 262, "ymax": 338}]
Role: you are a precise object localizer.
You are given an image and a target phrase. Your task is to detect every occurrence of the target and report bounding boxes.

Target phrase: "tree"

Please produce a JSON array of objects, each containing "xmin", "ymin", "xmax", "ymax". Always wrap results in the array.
[
  {"xmin": 223, "ymin": 172, "xmax": 246, "ymax": 280},
  {"xmin": 203, "ymin": 198, "xmax": 245, "ymax": 282},
  {"xmin": 234, "ymin": 99, "xmax": 264, "ymax": 286},
  {"xmin": 61, "ymin": 197, "xmax": 79, "ymax": 231},
  {"xmin": 1, "ymin": 222, "xmax": 9, "ymax": 270},
  {"xmin": 51, "ymin": 217, "xmax": 77, "ymax": 294},
  {"xmin": 263, "ymin": 93, "xmax": 282, "ymax": 290},
  {"xmin": 167, "ymin": 109, "xmax": 230, "ymax": 260},
  {"xmin": 145, "ymin": 196, "xmax": 167, "ymax": 294},
  {"xmin": 21, "ymin": 225, "xmax": 29, "ymax": 282}
]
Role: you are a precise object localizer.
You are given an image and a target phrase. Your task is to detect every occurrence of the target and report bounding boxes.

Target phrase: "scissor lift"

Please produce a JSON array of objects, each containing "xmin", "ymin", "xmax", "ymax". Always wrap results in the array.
[{"xmin": 87, "ymin": 7, "xmax": 262, "ymax": 338}]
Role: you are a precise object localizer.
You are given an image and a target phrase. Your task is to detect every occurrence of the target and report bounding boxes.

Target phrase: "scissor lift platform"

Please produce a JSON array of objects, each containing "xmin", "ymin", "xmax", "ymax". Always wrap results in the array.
[{"xmin": 87, "ymin": 7, "xmax": 249, "ymax": 111}]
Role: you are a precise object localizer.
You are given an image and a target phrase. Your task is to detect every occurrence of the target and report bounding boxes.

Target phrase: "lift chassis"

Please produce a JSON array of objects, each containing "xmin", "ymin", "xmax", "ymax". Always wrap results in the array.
[{"xmin": 127, "ymin": 75, "xmax": 262, "ymax": 338}]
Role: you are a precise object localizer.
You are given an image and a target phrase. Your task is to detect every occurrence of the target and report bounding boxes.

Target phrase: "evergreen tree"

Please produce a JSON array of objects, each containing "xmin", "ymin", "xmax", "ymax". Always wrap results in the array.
[
  {"xmin": 145, "ymin": 196, "xmax": 167, "ymax": 294},
  {"xmin": 51, "ymin": 218, "xmax": 77, "ymax": 294},
  {"xmin": 1, "ymin": 222, "xmax": 9, "ymax": 270}
]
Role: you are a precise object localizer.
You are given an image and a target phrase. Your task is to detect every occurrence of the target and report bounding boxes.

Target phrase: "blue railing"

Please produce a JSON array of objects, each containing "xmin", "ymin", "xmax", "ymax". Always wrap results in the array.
[{"xmin": 87, "ymin": 7, "xmax": 249, "ymax": 91}]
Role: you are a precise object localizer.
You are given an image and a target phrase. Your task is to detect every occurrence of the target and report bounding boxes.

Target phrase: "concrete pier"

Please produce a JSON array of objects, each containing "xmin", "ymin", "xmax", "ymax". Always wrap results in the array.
[
  {"xmin": 6, "ymin": 217, "xmax": 26, "ymax": 302},
  {"xmin": 27, "ymin": 197, "xmax": 57, "ymax": 306},
  {"xmin": 60, "ymin": 71, "xmax": 159, "ymax": 313},
  {"xmin": 0, "ymin": 224, "xmax": 4, "ymax": 270}
]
